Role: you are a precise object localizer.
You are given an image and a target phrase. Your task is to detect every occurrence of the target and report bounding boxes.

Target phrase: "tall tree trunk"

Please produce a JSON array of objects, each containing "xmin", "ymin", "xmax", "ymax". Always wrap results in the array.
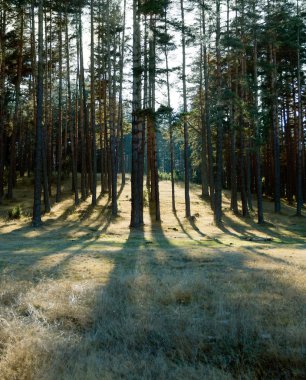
[
  {"xmin": 253, "ymin": 2, "xmax": 264, "ymax": 223},
  {"xmin": 201, "ymin": 0, "xmax": 214, "ymax": 209},
  {"xmin": 296, "ymin": 0, "xmax": 303, "ymax": 216},
  {"xmin": 33, "ymin": 0, "xmax": 44, "ymax": 227},
  {"xmin": 228, "ymin": 0, "xmax": 238, "ymax": 214},
  {"xmin": 77, "ymin": 12, "xmax": 87, "ymax": 201},
  {"xmin": 180, "ymin": 0, "xmax": 191, "ymax": 218},
  {"xmin": 130, "ymin": 0, "xmax": 144, "ymax": 227},
  {"xmin": 65, "ymin": 10, "xmax": 78, "ymax": 206},
  {"xmin": 118, "ymin": 0, "xmax": 126, "ymax": 187},
  {"xmin": 148, "ymin": 15, "xmax": 160, "ymax": 221},
  {"xmin": 47, "ymin": 6, "xmax": 53, "ymax": 196},
  {"xmin": 8, "ymin": 7, "xmax": 24, "ymax": 200},
  {"xmin": 199, "ymin": 41, "xmax": 209, "ymax": 199},
  {"xmin": 164, "ymin": 6, "xmax": 175, "ymax": 212},
  {"xmin": 214, "ymin": 0, "xmax": 223, "ymax": 224},
  {"xmin": 91, "ymin": 0, "xmax": 97, "ymax": 206},
  {"xmin": 272, "ymin": 46, "xmax": 281, "ymax": 213},
  {"xmin": 56, "ymin": 10, "xmax": 63, "ymax": 202},
  {"xmin": 40, "ymin": 3, "xmax": 50, "ymax": 213},
  {"xmin": 0, "ymin": 5, "xmax": 6, "ymax": 203}
]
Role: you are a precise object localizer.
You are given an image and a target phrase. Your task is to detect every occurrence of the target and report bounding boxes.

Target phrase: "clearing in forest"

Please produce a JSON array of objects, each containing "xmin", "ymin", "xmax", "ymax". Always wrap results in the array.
[{"xmin": 0, "ymin": 178, "xmax": 306, "ymax": 379}]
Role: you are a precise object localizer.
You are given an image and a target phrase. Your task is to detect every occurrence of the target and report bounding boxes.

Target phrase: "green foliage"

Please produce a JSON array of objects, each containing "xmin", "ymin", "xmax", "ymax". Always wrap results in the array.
[{"xmin": 8, "ymin": 205, "xmax": 22, "ymax": 219}]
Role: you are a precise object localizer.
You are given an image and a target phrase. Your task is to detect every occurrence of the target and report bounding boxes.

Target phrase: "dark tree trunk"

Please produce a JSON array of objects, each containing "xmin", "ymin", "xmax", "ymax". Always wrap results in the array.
[
  {"xmin": 8, "ymin": 7, "xmax": 24, "ymax": 200},
  {"xmin": 33, "ymin": 0, "xmax": 44, "ymax": 227},
  {"xmin": 65, "ymin": 10, "xmax": 78, "ymax": 206},
  {"xmin": 130, "ymin": 0, "xmax": 144, "ymax": 227},
  {"xmin": 56, "ymin": 10, "xmax": 63, "ymax": 203},
  {"xmin": 180, "ymin": 0, "xmax": 191, "ymax": 218},
  {"xmin": 0, "ymin": 7, "xmax": 6, "ymax": 203},
  {"xmin": 214, "ymin": 0, "xmax": 223, "ymax": 224},
  {"xmin": 91, "ymin": 0, "xmax": 97, "ymax": 206}
]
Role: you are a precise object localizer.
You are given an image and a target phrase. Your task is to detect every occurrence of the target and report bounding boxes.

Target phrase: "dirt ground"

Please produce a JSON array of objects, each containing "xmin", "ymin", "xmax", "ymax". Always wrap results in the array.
[{"xmin": 0, "ymin": 176, "xmax": 305, "ymax": 379}]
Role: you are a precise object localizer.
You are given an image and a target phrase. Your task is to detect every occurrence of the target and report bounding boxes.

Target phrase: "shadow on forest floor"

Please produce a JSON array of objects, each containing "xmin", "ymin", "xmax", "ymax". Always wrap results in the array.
[{"xmin": 0, "ymin": 178, "xmax": 306, "ymax": 378}]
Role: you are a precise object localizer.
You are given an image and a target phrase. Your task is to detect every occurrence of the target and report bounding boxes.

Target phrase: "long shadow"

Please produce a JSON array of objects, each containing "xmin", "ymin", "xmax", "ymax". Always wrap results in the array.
[
  {"xmin": 2, "ymin": 183, "xmax": 306, "ymax": 378},
  {"xmin": 0, "ymin": 184, "xmax": 115, "ymax": 280},
  {"xmin": 172, "ymin": 210, "xmax": 202, "ymax": 243},
  {"xmin": 221, "ymin": 213, "xmax": 306, "ymax": 246}
]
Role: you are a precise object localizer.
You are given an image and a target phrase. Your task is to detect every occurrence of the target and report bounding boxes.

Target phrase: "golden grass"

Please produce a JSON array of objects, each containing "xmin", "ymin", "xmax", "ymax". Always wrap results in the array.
[{"xmin": 0, "ymin": 177, "xmax": 306, "ymax": 379}]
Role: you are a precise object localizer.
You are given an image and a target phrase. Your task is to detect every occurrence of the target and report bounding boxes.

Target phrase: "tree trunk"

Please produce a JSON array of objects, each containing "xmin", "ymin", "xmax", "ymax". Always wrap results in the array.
[
  {"xmin": 56, "ymin": 10, "xmax": 63, "ymax": 203},
  {"xmin": 91, "ymin": 0, "xmax": 97, "ymax": 206},
  {"xmin": 180, "ymin": 0, "xmax": 191, "ymax": 218},
  {"xmin": 296, "ymin": 0, "xmax": 303, "ymax": 216},
  {"xmin": 214, "ymin": 0, "xmax": 223, "ymax": 224},
  {"xmin": 0, "ymin": 6, "xmax": 6, "ymax": 203},
  {"xmin": 33, "ymin": 0, "xmax": 44, "ymax": 227},
  {"xmin": 253, "ymin": 5, "xmax": 264, "ymax": 224},
  {"xmin": 164, "ymin": 7, "xmax": 176, "ymax": 212},
  {"xmin": 8, "ymin": 7, "xmax": 24, "ymax": 200},
  {"xmin": 65, "ymin": 10, "xmax": 78, "ymax": 206},
  {"xmin": 130, "ymin": 0, "xmax": 144, "ymax": 227}
]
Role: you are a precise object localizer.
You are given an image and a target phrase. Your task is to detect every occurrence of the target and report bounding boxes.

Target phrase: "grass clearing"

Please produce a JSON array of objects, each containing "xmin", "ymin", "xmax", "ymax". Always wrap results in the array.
[{"xmin": 0, "ymin": 177, "xmax": 306, "ymax": 379}]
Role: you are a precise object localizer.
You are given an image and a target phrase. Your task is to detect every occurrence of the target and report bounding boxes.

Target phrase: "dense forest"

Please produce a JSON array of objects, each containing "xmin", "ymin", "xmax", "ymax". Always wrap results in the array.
[
  {"xmin": 1, "ymin": 1, "xmax": 306, "ymax": 378},
  {"xmin": 0, "ymin": 0, "xmax": 305, "ymax": 227}
]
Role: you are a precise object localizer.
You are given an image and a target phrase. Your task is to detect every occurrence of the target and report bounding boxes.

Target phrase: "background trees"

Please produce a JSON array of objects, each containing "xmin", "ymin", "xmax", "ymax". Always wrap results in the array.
[{"xmin": 0, "ymin": 0, "xmax": 304, "ymax": 226}]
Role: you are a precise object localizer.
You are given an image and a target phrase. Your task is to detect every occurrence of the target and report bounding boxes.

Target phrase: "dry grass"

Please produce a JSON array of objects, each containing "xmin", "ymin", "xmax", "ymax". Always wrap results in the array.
[{"xmin": 0, "ymin": 177, "xmax": 306, "ymax": 379}]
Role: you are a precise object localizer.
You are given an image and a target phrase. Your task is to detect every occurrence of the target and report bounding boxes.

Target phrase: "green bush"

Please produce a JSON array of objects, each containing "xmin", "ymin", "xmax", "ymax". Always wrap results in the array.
[{"xmin": 8, "ymin": 205, "xmax": 22, "ymax": 220}]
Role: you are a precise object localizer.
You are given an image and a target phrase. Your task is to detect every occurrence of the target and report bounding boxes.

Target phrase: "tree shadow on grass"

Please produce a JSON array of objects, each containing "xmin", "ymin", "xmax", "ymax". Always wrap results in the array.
[
  {"xmin": 48, "ymin": 215, "xmax": 306, "ymax": 379},
  {"xmin": 1, "ymin": 183, "xmax": 306, "ymax": 378}
]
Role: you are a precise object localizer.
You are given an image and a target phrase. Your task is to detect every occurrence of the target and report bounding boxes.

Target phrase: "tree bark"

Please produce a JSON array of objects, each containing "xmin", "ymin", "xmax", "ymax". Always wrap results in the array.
[{"xmin": 33, "ymin": 0, "xmax": 44, "ymax": 227}]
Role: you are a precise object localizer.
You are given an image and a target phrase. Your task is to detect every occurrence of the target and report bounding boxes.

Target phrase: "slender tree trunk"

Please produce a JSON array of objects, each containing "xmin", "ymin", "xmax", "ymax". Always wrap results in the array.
[
  {"xmin": 56, "ymin": 10, "xmax": 63, "ymax": 202},
  {"xmin": 118, "ymin": 0, "xmax": 126, "ymax": 186},
  {"xmin": 214, "ymin": 0, "xmax": 223, "ymax": 224},
  {"xmin": 65, "ymin": 10, "xmax": 78, "ymax": 205},
  {"xmin": 47, "ymin": 6, "xmax": 53, "ymax": 196},
  {"xmin": 199, "ymin": 41, "xmax": 209, "ymax": 199},
  {"xmin": 0, "ymin": 6, "xmax": 6, "ymax": 203},
  {"xmin": 8, "ymin": 7, "xmax": 24, "ymax": 200},
  {"xmin": 33, "ymin": 0, "xmax": 44, "ymax": 227},
  {"xmin": 201, "ymin": 1, "xmax": 214, "ymax": 209},
  {"xmin": 91, "ymin": 0, "xmax": 97, "ymax": 206},
  {"xmin": 180, "ymin": 0, "xmax": 191, "ymax": 218},
  {"xmin": 253, "ymin": 4, "xmax": 264, "ymax": 223},
  {"xmin": 164, "ymin": 7, "xmax": 176, "ymax": 212},
  {"xmin": 228, "ymin": 0, "xmax": 238, "ymax": 214},
  {"xmin": 296, "ymin": 0, "xmax": 303, "ymax": 215},
  {"xmin": 130, "ymin": 0, "xmax": 144, "ymax": 227},
  {"xmin": 42, "ymin": 4, "xmax": 50, "ymax": 213},
  {"xmin": 272, "ymin": 47, "xmax": 281, "ymax": 213},
  {"xmin": 77, "ymin": 12, "xmax": 87, "ymax": 201}
]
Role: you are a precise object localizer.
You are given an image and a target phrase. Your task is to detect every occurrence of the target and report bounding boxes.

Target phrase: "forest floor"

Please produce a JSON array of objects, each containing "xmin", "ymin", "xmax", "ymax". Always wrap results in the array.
[{"xmin": 0, "ymin": 176, "xmax": 306, "ymax": 379}]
